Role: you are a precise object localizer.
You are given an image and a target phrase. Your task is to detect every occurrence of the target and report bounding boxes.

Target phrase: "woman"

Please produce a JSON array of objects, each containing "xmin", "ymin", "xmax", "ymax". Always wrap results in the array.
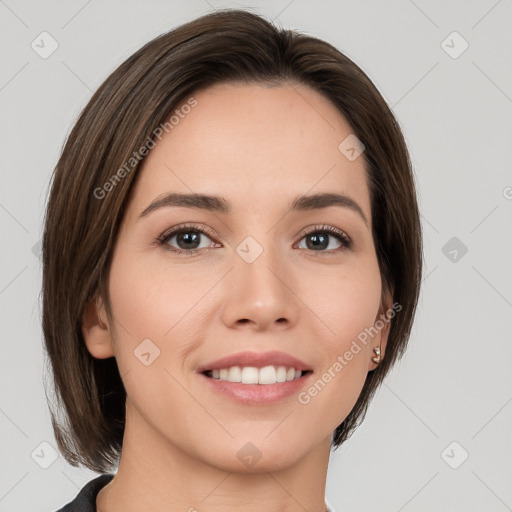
[{"xmin": 43, "ymin": 9, "xmax": 422, "ymax": 512}]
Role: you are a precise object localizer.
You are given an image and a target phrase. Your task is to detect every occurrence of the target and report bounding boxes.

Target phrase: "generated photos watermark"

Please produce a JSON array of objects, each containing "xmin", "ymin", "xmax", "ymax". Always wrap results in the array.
[
  {"xmin": 298, "ymin": 301, "xmax": 402, "ymax": 405},
  {"xmin": 93, "ymin": 97, "xmax": 198, "ymax": 200}
]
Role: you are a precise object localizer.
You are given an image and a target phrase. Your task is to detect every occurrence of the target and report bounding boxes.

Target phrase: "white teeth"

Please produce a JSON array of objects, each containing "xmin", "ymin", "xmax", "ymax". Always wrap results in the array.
[
  {"xmin": 258, "ymin": 366, "xmax": 276, "ymax": 385},
  {"xmin": 227, "ymin": 366, "xmax": 242, "ymax": 383},
  {"xmin": 241, "ymin": 367, "xmax": 259, "ymax": 384},
  {"xmin": 209, "ymin": 365, "xmax": 304, "ymax": 384},
  {"xmin": 276, "ymin": 366, "xmax": 287, "ymax": 382}
]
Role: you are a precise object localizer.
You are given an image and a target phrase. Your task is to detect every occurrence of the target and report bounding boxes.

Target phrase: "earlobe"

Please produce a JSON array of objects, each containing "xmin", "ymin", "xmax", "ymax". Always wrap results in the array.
[
  {"xmin": 367, "ymin": 292, "xmax": 393, "ymax": 371},
  {"xmin": 82, "ymin": 295, "xmax": 115, "ymax": 359}
]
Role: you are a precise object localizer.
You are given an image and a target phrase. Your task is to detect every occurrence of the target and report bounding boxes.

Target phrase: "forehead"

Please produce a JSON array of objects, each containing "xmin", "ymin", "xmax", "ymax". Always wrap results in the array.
[{"xmin": 128, "ymin": 82, "xmax": 371, "ymax": 221}]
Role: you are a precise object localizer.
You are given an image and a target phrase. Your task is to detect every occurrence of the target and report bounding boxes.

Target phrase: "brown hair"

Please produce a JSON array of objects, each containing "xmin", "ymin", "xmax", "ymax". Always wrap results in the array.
[{"xmin": 42, "ymin": 9, "xmax": 422, "ymax": 473}]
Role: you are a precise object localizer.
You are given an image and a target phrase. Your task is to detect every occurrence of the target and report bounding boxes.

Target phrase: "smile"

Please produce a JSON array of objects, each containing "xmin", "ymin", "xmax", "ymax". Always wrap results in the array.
[
  {"xmin": 204, "ymin": 365, "xmax": 307, "ymax": 384},
  {"xmin": 198, "ymin": 351, "xmax": 313, "ymax": 404}
]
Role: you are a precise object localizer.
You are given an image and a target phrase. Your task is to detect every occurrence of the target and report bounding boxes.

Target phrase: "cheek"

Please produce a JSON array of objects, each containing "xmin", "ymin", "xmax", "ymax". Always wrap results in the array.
[
  {"xmin": 295, "ymin": 257, "xmax": 382, "ymax": 426},
  {"xmin": 308, "ymin": 254, "xmax": 382, "ymax": 348},
  {"xmin": 107, "ymin": 250, "xmax": 213, "ymax": 351},
  {"xmin": 106, "ymin": 253, "xmax": 216, "ymax": 444}
]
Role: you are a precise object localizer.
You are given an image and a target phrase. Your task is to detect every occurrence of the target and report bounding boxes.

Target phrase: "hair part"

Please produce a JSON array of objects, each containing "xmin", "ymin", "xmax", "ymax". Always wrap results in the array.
[{"xmin": 42, "ymin": 8, "xmax": 422, "ymax": 473}]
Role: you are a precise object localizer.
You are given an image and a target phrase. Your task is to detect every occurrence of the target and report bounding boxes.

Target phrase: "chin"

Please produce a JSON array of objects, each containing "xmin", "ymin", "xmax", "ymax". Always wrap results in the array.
[{"xmin": 194, "ymin": 435, "xmax": 315, "ymax": 474}]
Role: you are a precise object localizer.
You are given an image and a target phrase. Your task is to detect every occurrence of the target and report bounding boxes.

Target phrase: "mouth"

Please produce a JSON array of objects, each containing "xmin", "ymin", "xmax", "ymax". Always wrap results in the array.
[
  {"xmin": 197, "ymin": 351, "xmax": 313, "ymax": 404},
  {"xmin": 202, "ymin": 366, "xmax": 313, "ymax": 384}
]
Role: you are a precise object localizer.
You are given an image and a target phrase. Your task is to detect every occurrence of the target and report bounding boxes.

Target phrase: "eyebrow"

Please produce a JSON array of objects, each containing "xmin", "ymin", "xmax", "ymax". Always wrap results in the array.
[{"xmin": 139, "ymin": 192, "xmax": 368, "ymax": 225}]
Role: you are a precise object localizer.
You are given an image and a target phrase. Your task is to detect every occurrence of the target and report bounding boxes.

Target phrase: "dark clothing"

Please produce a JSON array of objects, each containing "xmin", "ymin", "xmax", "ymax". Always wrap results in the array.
[{"xmin": 55, "ymin": 474, "xmax": 114, "ymax": 511}]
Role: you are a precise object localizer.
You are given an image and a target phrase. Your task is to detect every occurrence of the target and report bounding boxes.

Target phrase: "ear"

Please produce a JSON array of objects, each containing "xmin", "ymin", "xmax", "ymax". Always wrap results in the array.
[
  {"xmin": 367, "ymin": 289, "xmax": 393, "ymax": 371},
  {"xmin": 82, "ymin": 294, "xmax": 115, "ymax": 359}
]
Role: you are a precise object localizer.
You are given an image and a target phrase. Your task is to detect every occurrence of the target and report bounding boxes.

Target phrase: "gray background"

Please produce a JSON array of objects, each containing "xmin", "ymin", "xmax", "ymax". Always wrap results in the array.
[{"xmin": 1, "ymin": 0, "xmax": 511, "ymax": 511}]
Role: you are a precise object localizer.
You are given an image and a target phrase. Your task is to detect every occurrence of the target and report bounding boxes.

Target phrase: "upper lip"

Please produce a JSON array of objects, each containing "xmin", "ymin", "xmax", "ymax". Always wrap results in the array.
[{"xmin": 198, "ymin": 350, "xmax": 312, "ymax": 373}]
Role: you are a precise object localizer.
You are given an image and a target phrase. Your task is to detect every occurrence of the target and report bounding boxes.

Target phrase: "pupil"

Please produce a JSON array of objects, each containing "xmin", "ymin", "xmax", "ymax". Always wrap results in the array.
[
  {"xmin": 178, "ymin": 231, "xmax": 200, "ymax": 249},
  {"xmin": 307, "ymin": 233, "xmax": 328, "ymax": 250}
]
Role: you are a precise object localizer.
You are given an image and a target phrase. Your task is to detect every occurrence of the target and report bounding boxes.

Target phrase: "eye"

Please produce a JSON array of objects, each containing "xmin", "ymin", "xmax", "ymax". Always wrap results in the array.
[
  {"xmin": 295, "ymin": 225, "xmax": 352, "ymax": 253},
  {"xmin": 156, "ymin": 223, "xmax": 352, "ymax": 256},
  {"xmin": 156, "ymin": 223, "xmax": 220, "ymax": 255}
]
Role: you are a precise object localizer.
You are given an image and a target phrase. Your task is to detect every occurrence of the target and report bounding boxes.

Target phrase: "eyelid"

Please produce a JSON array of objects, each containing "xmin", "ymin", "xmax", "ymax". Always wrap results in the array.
[
  {"xmin": 156, "ymin": 222, "xmax": 220, "ymax": 251},
  {"xmin": 158, "ymin": 222, "xmax": 218, "ymax": 242},
  {"xmin": 295, "ymin": 224, "xmax": 351, "ymax": 245}
]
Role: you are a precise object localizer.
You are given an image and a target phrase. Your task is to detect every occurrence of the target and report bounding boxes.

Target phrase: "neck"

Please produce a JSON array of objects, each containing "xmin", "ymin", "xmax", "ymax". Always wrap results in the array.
[{"xmin": 97, "ymin": 401, "xmax": 331, "ymax": 512}]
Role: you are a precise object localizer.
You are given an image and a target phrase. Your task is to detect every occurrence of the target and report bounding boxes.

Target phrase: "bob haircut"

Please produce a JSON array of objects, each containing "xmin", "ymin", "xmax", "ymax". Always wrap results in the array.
[{"xmin": 42, "ymin": 9, "xmax": 422, "ymax": 473}]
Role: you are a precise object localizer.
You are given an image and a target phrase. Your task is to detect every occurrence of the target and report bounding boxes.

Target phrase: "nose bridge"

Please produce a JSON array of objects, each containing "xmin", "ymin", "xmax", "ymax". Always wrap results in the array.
[{"xmin": 220, "ymin": 233, "xmax": 300, "ymax": 330}]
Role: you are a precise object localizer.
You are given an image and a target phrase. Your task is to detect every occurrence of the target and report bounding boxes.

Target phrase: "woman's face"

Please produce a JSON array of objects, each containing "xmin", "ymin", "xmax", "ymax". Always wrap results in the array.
[{"xmin": 90, "ymin": 82, "xmax": 388, "ymax": 472}]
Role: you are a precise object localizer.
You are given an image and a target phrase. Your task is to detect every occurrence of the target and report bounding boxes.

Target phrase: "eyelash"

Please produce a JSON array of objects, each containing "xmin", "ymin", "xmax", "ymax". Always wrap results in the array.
[{"xmin": 155, "ymin": 222, "xmax": 352, "ymax": 256}]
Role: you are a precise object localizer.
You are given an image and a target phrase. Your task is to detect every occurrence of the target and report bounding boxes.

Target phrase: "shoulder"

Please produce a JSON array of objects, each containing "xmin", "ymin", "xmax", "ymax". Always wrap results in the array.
[{"xmin": 55, "ymin": 474, "xmax": 114, "ymax": 512}]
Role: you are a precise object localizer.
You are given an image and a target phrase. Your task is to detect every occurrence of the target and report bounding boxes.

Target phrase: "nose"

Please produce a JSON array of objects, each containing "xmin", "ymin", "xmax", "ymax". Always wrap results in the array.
[{"xmin": 219, "ymin": 244, "xmax": 301, "ymax": 332}]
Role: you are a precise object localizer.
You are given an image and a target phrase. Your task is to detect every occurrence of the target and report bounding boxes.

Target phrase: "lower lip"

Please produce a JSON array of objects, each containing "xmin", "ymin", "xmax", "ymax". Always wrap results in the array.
[{"xmin": 198, "ymin": 372, "xmax": 313, "ymax": 404}]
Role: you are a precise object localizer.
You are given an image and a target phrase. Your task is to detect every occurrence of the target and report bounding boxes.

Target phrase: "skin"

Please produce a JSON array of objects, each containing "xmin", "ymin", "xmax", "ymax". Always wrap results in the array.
[{"xmin": 83, "ymin": 82, "xmax": 390, "ymax": 512}]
